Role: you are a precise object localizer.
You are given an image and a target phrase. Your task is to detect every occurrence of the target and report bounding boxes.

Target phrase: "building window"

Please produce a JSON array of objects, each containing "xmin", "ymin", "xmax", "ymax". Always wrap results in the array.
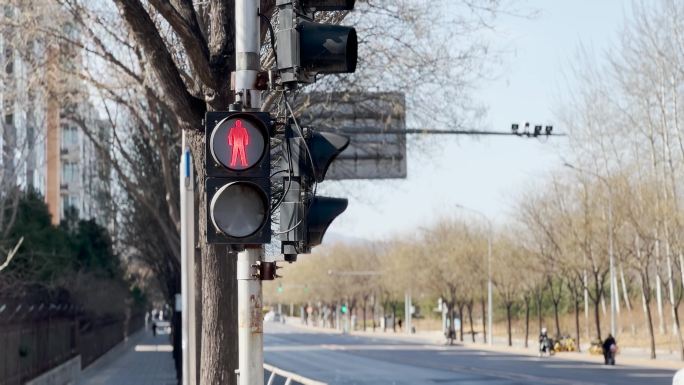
[
  {"xmin": 62, "ymin": 194, "xmax": 79, "ymax": 219},
  {"xmin": 62, "ymin": 161, "xmax": 78, "ymax": 184},
  {"xmin": 61, "ymin": 126, "xmax": 78, "ymax": 149}
]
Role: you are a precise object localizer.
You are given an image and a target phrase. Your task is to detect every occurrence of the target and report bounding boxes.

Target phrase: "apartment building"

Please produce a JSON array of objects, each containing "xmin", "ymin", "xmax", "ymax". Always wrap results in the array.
[{"xmin": 0, "ymin": 2, "xmax": 112, "ymax": 226}]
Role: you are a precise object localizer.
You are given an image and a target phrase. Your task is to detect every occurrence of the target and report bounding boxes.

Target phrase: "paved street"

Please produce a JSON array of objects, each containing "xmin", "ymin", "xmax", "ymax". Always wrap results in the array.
[
  {"xmin": 264, "ymin": 322, "xmax": 677, "ymax": 385},
  {"xmin": 79, "ymin": 330, "xmax": 176, "ymax": 385}
]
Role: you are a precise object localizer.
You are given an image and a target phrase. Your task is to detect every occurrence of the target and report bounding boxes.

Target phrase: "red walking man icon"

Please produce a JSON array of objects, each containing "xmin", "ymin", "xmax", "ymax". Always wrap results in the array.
[{"xmin": 228, "ymin": 119, "xmax": 250, "ymax": 167}]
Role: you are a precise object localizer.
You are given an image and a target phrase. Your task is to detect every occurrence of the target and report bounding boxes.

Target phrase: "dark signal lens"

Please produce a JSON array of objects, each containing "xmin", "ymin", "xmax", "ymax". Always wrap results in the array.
[{"xmin": 210, "ymin": 182, "xmax": 268, "ymax": 238}]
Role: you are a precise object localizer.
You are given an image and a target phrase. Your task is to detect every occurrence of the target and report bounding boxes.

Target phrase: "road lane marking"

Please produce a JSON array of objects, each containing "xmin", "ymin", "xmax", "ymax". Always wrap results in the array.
[{"xmin": 134, "ymin": 344, "xmax": 173, "ymax": 352}]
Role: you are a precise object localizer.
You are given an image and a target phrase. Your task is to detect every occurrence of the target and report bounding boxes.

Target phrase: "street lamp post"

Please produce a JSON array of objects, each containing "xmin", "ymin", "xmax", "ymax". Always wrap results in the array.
[
  {"xmin": 564, "ymin": 162, "xmax": 617, "ymax": 337},
  {"xmin": 454, "ymin": 204, "xmax": 493, "ymax": 346}
]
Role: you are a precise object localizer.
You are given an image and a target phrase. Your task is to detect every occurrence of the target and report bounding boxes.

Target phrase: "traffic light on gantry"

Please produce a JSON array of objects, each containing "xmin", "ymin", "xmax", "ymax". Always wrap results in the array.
[
  {"xmin": 205, "ymin": 111, "xmax": 273, "ymax": 244},
  {"xmin": 276, "ymin": 0, "xmax": 358, "ymax": 84},
  {"xmin": 279, "ymin": 125, "xmax": 349, "ymax": 261}
]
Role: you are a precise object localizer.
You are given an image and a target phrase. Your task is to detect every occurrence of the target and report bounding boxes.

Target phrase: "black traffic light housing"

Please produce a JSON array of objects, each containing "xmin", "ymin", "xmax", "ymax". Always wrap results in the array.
[
  {"xmin": 276, "ymin": 0, "xmax": 358, "ymax": 84},
  {"xmin": 279, "ymin": 124, "xmax": 349, "ymax": 260},
  {"xmin": 306, "ymin": 196, "xmax": 348, "ymax": 247},
  {"xmin": 205, "ymin": 111, "xmax": 274, "ymax": 244}
]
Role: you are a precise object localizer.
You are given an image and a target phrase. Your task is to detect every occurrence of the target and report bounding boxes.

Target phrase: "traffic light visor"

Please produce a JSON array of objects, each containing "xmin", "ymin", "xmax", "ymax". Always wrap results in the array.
[{"xmin": 299, "ymin": 21, "xmax": 357, "ymax": 74}]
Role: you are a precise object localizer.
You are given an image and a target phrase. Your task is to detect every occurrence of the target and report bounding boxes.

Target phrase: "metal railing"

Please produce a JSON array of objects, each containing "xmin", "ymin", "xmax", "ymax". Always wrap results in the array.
[
  {"xmin": 264, "ymin": 363, "xmax": 327, "ymax": 385},
  {"xmin": 0, "ymin": 295, "xmax": 144, "ymax": 385}
]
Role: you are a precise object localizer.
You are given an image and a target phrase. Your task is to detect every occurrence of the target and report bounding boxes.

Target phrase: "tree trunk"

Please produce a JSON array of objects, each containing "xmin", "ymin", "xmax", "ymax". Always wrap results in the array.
[
  {"xmin": 574, "ymin": 295, "xmax": 581, "ymax": 352},
  {"xmin": 200, "ymin": 247, "xmax": 237, "ymax": 385},
  {"xmin": 674, "ymin": 306, "xmax": 684, "ymax": 361},
  {"xmin": 382, "ymin": 304, "xmax": 387, "ymax": 332},
  {"xmin": 458, "ymin": 303, "xmax": 465, "ymax": 342},
  {"xmin": 641, "ymin": 278, "xmax": 656, "ymax": 359},
  {"xmin": 524, "ymin": 297, "xmax": 530, "ymax": 348},
  {"xmin": 467, "ymin": 301, "xmax": 475, "ymax": 342},
  {"xmin": 392, "ymin": 304, "xmax": 397, "ymax": 333},
  {"xmin": 619, "ymin": 266, "xmax": 632, "ymax": 312},
  {"xmin": 506, "ymin": 303, "xmax": 513, "ymax": 347},
  {"xmin": 447, "ymin": 302, "xmax": 456, "ymax": 345},
  {"xmin": 481, "ymin": 298, "xmax": 487, "ymax": 344},
  {"xmin": 536, "ymin": 291, "xmax": 543, "ymax": 335},
  {"xmin": 372, "ymin": 301, "xmax": 376, "ymax": 332},
  {"xmin": 362, "ymin": 297, "xmax": 367, "ymax": 331},
  {"xmin": 594, "ymin": 288, "xmax": 602, "ymax": 341},
  {"xmin": 553, "ymin": 299, "xmax": 561, "ymax": 338}
]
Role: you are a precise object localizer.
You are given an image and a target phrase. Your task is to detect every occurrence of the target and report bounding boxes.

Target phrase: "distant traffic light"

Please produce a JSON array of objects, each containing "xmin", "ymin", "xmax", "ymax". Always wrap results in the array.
[
  {"xmin": 534, "ymin": 125, "xmax": 542, "ymax": 137},
  {"xmin": 205, "ymin": 111, "xmax": 273, "ymax": 244},
  {"xmin": 511, "ymin": 122, "xmax": 555, "ymax": 137},
  {"xmin": 276, "ymin": 0, "xmax": 358, "ymax": 84},
  {"xmin": 277, "ymin": 284, "xmax": 283, "ymax": 293},
  {"xmin": 341, "ymin": 305, "xmax": 348, "ymax": 314}
]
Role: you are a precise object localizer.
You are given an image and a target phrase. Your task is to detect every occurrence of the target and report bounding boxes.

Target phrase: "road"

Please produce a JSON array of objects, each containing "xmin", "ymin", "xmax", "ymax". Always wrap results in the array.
[{"xmin": 264, "ymin": 322, "xmax": 676, "ymax": 385}]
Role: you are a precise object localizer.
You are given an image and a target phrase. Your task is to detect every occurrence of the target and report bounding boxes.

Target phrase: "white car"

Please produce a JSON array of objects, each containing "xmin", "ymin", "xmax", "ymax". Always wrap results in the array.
[
  {"xmin": 264, "ymin": 311, "xmax": 282, "ymax": 323},
  {"xmin": 153, "ymin": 320, "xmax": 171, "ymax": 335}
]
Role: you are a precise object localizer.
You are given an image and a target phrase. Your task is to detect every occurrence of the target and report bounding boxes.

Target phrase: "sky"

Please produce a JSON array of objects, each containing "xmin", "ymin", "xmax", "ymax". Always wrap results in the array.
[{"xmin": 323, "ymin": 0, "xmax": 632, "ymax": 242}]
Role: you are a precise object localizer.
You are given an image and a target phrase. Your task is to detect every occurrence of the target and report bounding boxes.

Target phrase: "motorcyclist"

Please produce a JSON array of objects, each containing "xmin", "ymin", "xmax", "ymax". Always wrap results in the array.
[
  {"xmin": 538, "ymin": 327, "xmax": 550, "ymax": 357},
  {"xmin": 602, "ymin": 334, "xmax": 617, "ymax": 365}
]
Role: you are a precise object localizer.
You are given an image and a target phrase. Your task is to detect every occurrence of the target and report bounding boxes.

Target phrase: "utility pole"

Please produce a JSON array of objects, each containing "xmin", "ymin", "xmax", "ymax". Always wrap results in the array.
[
  {"xmin": 235, "ymin": 1, "xmax": 263, "ymax": 385},
  {"xmin": 405, "ymin": 291, "xmax": 412, "ymax": 334}
]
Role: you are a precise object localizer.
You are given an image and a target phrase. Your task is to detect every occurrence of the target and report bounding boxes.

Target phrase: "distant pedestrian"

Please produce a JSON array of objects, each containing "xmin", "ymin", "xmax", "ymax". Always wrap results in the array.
[
  {"xmin": 397, "ymin": 318, "xmax": 403, "ymax": 331},
  {"xmin": 152, "ymin": 322, "xmax": 157, "ymax": 337},
  {"xmin": 602, "ymin": 334, "xmax": 617, "ymax": 365}
]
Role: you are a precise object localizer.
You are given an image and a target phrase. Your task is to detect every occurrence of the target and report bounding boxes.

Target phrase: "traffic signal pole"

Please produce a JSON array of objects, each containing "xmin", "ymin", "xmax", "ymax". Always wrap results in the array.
[
  {"xmin": 237, "ymin": 248, "xmax": 264, "ymax": 385},
  {"xmin": 235, "ymin": 1, "xmax": 264, "ymax": 385},
  {"xmin": 180, "ymin": 132, "xmax": 197, "ymax": 385}
]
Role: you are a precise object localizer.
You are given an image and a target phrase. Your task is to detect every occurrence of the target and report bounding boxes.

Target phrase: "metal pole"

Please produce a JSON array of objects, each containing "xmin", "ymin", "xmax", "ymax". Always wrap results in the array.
[
  {"xmin": 336, "ymin": 302, "xmax": 340, "ymax": 331},
  {"xmin": 235, "ymin": 2, "xmax": 263, "ymax": 385},
  {"xmin": 180, "ymin": 132, "xmax": 196, "ymax": 385},
  {"xmin": 237, "ymin": 248, "xmax": 264, "ymax": 385},
  {"xmin": 235, "ymin": 0, "xmax": 260, "ymax": 109},
  {"xmin": 608, "ymin": 193, "xmax": 616, "ymax": 337},
  {"xmin": 405, "ymin": 290, "xmax": 412, "ymax": 334},
  {"xmin": 487, "ymin": 230, "xmax": 493, "ymax": 346}
]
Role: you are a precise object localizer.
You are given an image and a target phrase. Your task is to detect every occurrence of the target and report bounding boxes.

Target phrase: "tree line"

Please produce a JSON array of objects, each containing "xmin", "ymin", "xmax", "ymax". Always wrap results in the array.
[{"xmin": 268, "ymin": 1, "xmax": 684, "ymax": 361}]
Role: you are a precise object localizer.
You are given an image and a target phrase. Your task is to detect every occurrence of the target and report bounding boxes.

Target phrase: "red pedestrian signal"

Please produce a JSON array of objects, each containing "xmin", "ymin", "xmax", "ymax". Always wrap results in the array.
[
  {"xmin": 210, "ymin": 114, "xmax": 267, "ymax": 171},
  {"xmin": 228, "ymin": 120, "xmax": 250, "ymax": 168},
  {"xmin": 205, "ymin": 111, "xmax": 273, "ymax": 244}
]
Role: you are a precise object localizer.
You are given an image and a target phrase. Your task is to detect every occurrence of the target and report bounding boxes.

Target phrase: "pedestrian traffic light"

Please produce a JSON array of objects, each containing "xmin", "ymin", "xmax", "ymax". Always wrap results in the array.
[
  {"xmin": 276, "ymin": 0, "xmax": 358, "ymax": 84},
  {"xmin": 205, "ymin": 111, "xmax": 273, "ymax": 244},
  {"xmin": 279, "ymin": 126, "xmax": 349, "ymax": 260}
]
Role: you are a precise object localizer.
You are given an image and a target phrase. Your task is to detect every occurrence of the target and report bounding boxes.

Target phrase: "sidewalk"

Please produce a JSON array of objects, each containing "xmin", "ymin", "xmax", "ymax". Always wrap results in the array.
[
  {"xmin": 282, "ymin": 316, "xmax": 684, "ymax": 370},
  {"xmin": 79, "ymin": 329, "xmax": 177, "ymax": 385}
]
